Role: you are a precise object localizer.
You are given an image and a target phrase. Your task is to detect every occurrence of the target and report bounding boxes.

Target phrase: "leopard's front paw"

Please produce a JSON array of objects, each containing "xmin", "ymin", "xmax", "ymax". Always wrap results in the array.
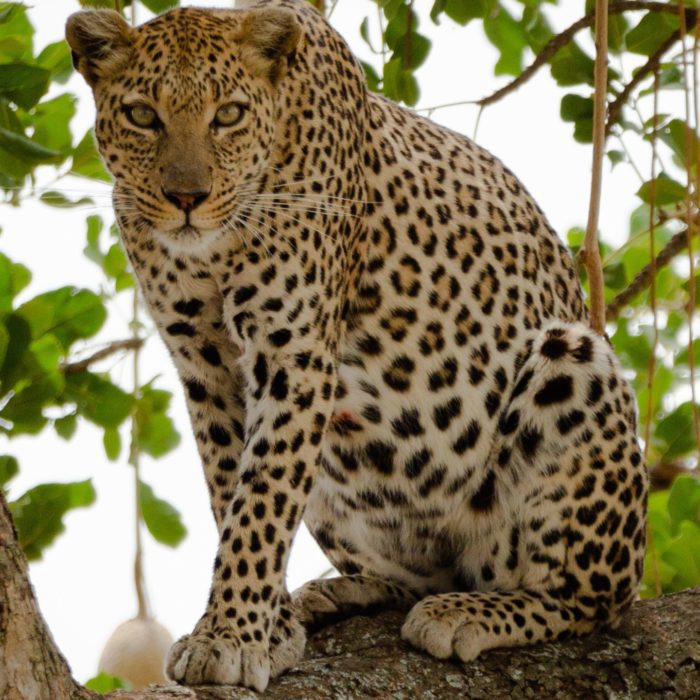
[
  {"xmin": 166, "ymin": 632, "xmax": 270, "ymax": 691},
  {"xmin": 269, "ymin": 603, "xmax": 306, "ymax": 677},
  {"xmin": 402, "ymin": 595, "xmax": 486, "ymax": 663}
]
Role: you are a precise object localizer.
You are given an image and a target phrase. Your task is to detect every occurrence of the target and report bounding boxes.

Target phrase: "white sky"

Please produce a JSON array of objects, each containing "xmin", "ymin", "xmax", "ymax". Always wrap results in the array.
[{"xmin": 3, "ymin": 0, "xmax": 651, "ymax": 683}]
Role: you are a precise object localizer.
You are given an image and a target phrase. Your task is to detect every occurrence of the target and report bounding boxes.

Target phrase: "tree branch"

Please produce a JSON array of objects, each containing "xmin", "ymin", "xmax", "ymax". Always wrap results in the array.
[
  {"xmin": 477, "ymin": 2, "xmax": 697, "ymax": 109},
  {"xmin": 2, "ymin": 488, "xmax": 700, "ymax": 699},
  {"xmin": 606, "ymin": 218, "xmax": 699, "ymax": 319},
  {"xmin": 582, "ymin": 0, "xmax": 609, "ymax": 335},
  {"xmin": 60, "ymin": 338, "xmax": 145, "ymax": 375},
  {"xmin": 606, "ymin": 29, "xmax": 682, "ymax": 136}
]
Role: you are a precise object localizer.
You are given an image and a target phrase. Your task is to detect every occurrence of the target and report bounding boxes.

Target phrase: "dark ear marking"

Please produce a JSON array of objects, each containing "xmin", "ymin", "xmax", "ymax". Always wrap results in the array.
[
  {"xmin": 65, "ymin": 10, "xmax": 133, "ymax": 86},
  {"xmin": 237, "ymin": 7, "xmax": 302, "ymax": 85}
]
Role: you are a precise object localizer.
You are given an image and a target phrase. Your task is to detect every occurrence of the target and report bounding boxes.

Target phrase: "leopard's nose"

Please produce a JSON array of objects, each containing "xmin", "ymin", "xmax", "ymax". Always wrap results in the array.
[{"xmin": 162, "ymin": 187, "xmax": 211, "ymax": 213}]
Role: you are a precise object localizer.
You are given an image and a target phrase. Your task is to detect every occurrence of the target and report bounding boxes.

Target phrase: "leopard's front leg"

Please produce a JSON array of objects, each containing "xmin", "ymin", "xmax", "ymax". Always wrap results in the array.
[{"xmin": 167, "ymin": 262, "xmax": 339, "ymax": 691}]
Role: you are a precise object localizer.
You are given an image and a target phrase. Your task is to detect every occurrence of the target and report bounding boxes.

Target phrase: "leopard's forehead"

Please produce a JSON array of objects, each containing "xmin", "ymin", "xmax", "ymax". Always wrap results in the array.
[
  {"xmin": 120, "ymin": 8, "xmax": 248, "ymax": 108},
  {"xmin": 136, "ymin": 6, "xmax": 238, "ymax": 54}
]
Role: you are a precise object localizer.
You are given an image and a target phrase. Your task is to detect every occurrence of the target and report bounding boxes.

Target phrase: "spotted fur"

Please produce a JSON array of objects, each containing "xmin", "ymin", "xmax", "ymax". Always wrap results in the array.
[{"xmin": 67, "ymin": 0, "xmax": 647, "ymax": 691}]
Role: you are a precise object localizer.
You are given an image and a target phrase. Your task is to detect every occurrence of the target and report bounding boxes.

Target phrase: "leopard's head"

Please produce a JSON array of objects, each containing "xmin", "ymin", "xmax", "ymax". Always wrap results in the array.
[{"xmin": 66, "ymin": 6, "xmax": 301, "ymax": 252}]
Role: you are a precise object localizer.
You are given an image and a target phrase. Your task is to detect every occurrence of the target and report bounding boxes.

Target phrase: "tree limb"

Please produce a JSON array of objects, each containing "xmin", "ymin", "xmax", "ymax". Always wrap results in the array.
[
  {"xmin": 109, "ymin": 590, "xmax": 700, "ymax": 699},
  {"xmin": 477, "ymin": 1, "xmax": 697, "ymax": 109},
  {"xmin": 60, "ymin": 338, "xmax": 145, "ymax": 375},
  {"xmin": 606, "ymin": 221, "xmax": 698, "ymax": 320},
  {"xmin": 606, "ymin": 29, "xmax": 682, "ymax": 136},
  {"xmin": 2, "ymin": 488, "xmax": 700, "ymax": 699}
]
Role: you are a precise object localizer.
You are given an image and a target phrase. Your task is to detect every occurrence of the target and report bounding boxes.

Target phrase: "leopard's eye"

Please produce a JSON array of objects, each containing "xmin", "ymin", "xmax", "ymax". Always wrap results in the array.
[
  {"xmin": 213, "ymin": 102, "xmax": 245, "ymax": 128},
  {"xmin": 125, "ymin": 104, "xmax": 158, "ymax": 129}
]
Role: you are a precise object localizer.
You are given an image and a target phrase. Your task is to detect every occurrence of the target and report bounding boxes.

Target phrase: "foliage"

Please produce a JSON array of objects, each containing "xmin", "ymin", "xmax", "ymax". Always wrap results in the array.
[
  {"xmin": 642, "ymin": 475, "xmax": 700, "ymax": 596},
  {"xmin": 1, "ymin": 0, "xmax": 699, "ymax": 596},
  {"xmin": 0, "ymin": 2, "xmax": 182, "ymax": 561},
  {"xmin": 84, "ymin": 672, "xmax": 126, "ymax": 692}
]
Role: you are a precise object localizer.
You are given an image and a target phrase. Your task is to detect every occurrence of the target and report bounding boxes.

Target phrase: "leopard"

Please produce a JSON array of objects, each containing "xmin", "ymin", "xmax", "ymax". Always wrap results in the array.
[{"xmin": 66, "ymin": 0, "xmax": 648, "ymax": 692}]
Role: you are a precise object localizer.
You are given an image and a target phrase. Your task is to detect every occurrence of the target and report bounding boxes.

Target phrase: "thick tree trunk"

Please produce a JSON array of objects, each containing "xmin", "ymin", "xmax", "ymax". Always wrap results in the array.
[
  {"xmin": 2, "ymin": 491, "xmax": 699, "ymax": 699},
  {"xmin": 0, "ymin": 495, "xmax": 96, "ymax": 700}
]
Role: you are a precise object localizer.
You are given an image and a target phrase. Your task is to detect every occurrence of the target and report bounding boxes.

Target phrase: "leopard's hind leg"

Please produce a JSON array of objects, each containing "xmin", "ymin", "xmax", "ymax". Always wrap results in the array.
[{"xmin": 402, "ymin": 322, "xmax": 648, "ymax": 661}]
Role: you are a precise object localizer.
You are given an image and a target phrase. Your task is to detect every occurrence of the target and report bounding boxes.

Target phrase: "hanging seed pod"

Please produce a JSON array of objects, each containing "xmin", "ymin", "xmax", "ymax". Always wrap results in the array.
[{"xmin": 98, "ymin": 616, "xmax": 173, "ymax": 689}]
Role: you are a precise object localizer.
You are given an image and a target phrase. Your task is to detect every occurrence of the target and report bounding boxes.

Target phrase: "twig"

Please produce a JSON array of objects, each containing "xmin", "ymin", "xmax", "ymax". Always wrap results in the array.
[
  {"xmin": 679, "ymin": 1, "xmax": 700, "ymax": 452},
  {"xmin": 129, "ymin": 290, "xmax": 150, "ymax": 620},
  {"xmin": 606, "ymin": 29, "xmax": 682, "ymax": 136},
  {"xmin": 645, "ymin": 70, "xmax": 661, "ymax": 598},
  {"xmin": 477, "ymin": 2, "xmax": 697, "ymax": 109},
  {"xmin": 606, "ymin": 219, "xmax": 699, "ymax": 319},
  {"xmin": 644, "ymin": 69, "xmax": 660, "ymax": 457},
  {"xmin": 60, "ymin": 338, "xmax": 144, "ymax": 374},
  {"xmin": 581, "ymin": 0, "xmax": 609, "ymax": 335}
]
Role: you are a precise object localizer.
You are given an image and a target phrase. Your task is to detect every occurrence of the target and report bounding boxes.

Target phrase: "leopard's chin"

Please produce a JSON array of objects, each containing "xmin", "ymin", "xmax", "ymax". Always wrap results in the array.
[{"xmin": 152, "ymin": 223, "xmax": 224, "ymax": 256}]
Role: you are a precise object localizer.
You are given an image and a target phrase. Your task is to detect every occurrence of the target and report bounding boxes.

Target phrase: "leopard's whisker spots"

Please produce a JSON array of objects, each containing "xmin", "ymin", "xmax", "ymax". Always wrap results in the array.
[
  {"xmin": 242, "ymin": 200, "xmax": 357, "ymax": 222},
  {"xmin": 233, "ymin": 209, "xmax": 273, "ymax": 258},
  {"xmin": 252, "ymin": 208, "xmax": 340, "ymax": 244}
]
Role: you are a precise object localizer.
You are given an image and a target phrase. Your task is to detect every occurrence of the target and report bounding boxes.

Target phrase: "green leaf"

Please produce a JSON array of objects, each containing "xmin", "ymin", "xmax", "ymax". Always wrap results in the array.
[
  {"xmin": 64, "ymin": 371, "xmax": 134, "ymax": 429},
  {"xmin": 0, "ymin": 321, "xmax": 8, "ymax": 370},
  {"xmin": 0, "ymin": 4, "xmax": 33, "ymax": 63},
  {"xmin": 550, "ymin": 41, "xmax": 594, "ymax": 87},
  {"xmin": 608, "ymin": 13, "xmax": 629, "ymax": 53},
  {"xmin": 84, "ymin": 672, "xmax": 126, "ymax": 693},
  {"xmin": 654, "ymin": 402, "xmax": 700, "ymax": 461},
  {"xmin": 626, "ymin": 12, "xmax": 679, "ymax": 56},
  {"xmin": 484, "ymin": 6, "xmax": 528, "ymax": 77},
  {"xmin": 55, "ymin": 413, "xmax": 78, "ymax": 440},
  {"xmin": 0, "ymin": 381, "xmax": 60, "ymax": 435},
  {"xmin": 607, "ymin": 149, "xmax": 625, "ymax": 168},
  {"xmin": 392, "ymin": 32, "xmax": 431, "ymax": 71},
  {"xmin": 139, "ymin": 481, "xmax": 186, "ymax": 547},
  {"xmin": 39, "ymin": 191, "xmax": 93, "ymax": 208},
  {"xmin": 84, "ymin": 214, "xmax": 105, "ymax": 266},
  {"xmin": 384, "ymin": 5, "xmax": 418, "ymax": 52},
  {"xmin": 104, "ymin": 242, "xmax": 129, "ymax": 279},
  {"xmin": 361, "ymin": 60, "xmax": 380, "ymax": 92},
  {"xmin": 0, "ymin": 126, "xmax": 62, "ymax": 164},
  {"xmin": 36, "ymin": 41, "xmax": 73, "ymax": 83},
  {"xmin": 442, "ymin": 0, "xmax": 487, "ymax": 26},
  {"xmin": 18, "ymin": 287, "xmax": 107, "ymax": 349},
  {"xmin": 140, "ymin": 0, "xmax": 179, "ymax": 12},
  {"xmin": 0, "ymin": 313, "xmax": 31, "ymax": 391},
  {"xmin": 0, "ymin": 62, "xmax": 49, "ymax": 109},
  {"xmin": 663, "ymin": 520, "xmax": 700, "ymax": 591},
  {"xmin": 103, "ymin": 427, "xmax": 121, "ymax": 461},
  {"xmin": 667, "ymin": 474, "xmax": 700, "ymax": 533},
  {"xmin": 658, "ymin": 118, "xmax": 697, "ymax": 169},
  {"xmin": 135, "ymin": 384, "xmax": 180, "ymax": 458},
  {"xmin": 0, "ymin": 454, "xmax": 18, "ymax": 487},
  {"xmin": 9, "ymin": 480, "xmax": 96, "ymax": 560},
  {"xmin": 70, "ymin": 128, "xmax": 110, "ymax": 182},
  {"xmin": 31, "ymin": 94, "xmax": 76, "ymax": 154},
  {"xmin": 30, "ymin": 333, "xmax": 62, "ymax": 374},
  {"xmin": 560, "ymin": 93, "xmax": 593, "ymax": 143},
  {"xmin": 637, "ymin": 173, "xmax": 687, "ymax": 207}
]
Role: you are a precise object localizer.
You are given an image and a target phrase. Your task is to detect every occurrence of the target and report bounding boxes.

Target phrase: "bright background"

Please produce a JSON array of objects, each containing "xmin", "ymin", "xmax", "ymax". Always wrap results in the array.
[{"xmin": 3, "ymin": 0, "xmax": 645, "ymax": 683}]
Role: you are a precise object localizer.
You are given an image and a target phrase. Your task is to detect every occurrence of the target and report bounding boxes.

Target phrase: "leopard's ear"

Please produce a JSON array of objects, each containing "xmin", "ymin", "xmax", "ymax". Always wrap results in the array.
[
  {"xmin": 65, "ymin": 10, "xmax": 134, "ymax": 87},
  {"xmin": 237, "ymin": 7, "xmax": 301, "ymax": 85}
]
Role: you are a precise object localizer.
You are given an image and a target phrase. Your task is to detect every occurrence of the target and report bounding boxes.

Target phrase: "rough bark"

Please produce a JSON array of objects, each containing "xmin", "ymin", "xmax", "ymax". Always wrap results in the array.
[
  {"xmin": 2, "ymin": 491, "xmax": 700, "ymax": 699},
  {"xmin": 110, "ymin": 590, "xmax": 700, "ymax": 700},
  {"xmin": 0, "ymin": 495, "xmax": 96, "ymax": 700}
]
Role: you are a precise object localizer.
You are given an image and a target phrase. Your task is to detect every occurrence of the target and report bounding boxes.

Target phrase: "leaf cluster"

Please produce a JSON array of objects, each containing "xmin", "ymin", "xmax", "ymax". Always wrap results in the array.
[{"xmin": 1, "ymin": 2, "xmax": 186, "ymax": 561}]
